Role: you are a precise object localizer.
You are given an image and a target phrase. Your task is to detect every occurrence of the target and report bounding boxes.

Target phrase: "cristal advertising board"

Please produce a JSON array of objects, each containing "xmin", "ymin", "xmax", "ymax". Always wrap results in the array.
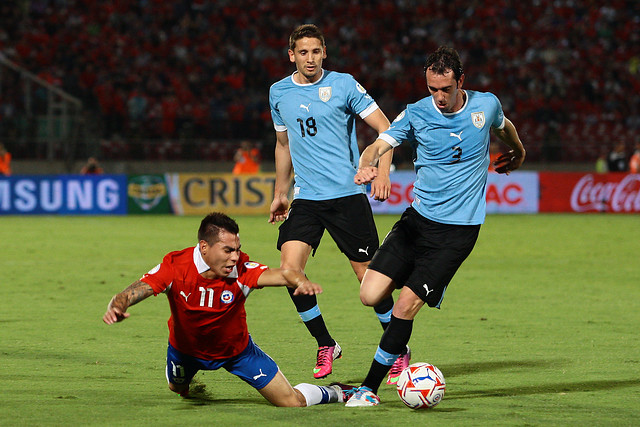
[
  {"xmin": 0, "ymin": 175, "xmax": 128, "ymax": 215},
  {"xmin": 165, "ymin": 173, "xmax": 277, "ymax": 215}
]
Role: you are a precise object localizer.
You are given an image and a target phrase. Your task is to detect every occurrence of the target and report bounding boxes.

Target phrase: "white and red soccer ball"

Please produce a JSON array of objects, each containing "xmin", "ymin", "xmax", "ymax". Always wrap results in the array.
[{"xmin": 396, "ymin": 362, "xmax": 446, "ymax": 409}]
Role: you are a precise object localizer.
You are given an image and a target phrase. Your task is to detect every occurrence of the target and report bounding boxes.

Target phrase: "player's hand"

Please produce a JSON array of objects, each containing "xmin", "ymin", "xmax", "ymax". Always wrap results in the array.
[
  {"xmin": 354, "ymin": 166, "xmax": 378, "ymax": 185},
  {"xmin": 292, "ymin": 280, "xmax": 323, "ymax": 296},
  {"xmin": 103, "ymin": 305, "xmax": 130, "ymax": 324},
  {"xmin": 269, "ymin": 194, "xmax": 289, "ymax": 224},
  {"xmin": 493, "ymin": 150, "xmax": 525, "ymax": 175},
  {"xmin": 370, "ymin": 174, "xmax": 391, "ymax": 201}
]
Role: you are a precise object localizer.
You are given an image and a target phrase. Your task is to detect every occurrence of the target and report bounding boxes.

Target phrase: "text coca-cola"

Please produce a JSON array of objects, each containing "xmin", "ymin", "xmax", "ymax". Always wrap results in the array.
[{"xmin": 570, "ymin": 174, "xmax": 640, "ymax": 212}]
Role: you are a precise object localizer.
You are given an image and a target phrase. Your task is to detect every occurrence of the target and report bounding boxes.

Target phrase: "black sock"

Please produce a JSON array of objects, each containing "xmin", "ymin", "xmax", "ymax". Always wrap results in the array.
[
  {"xmin": 362, "ymin": 315, "xmax": 413, "ymax": 394},
  {"xmin": 287, "ymin": 287, "xmax": 334, "ymax": 347},
  {"xmin": 373, "ymin": 296, "xmax": 394, "ymax": 330}
]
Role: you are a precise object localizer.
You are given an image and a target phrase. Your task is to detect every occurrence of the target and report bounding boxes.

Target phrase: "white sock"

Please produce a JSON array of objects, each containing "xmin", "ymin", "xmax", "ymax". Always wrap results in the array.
[{"xmin": 293, "ymin": 383, "xmax": 339, "ymax": 406}]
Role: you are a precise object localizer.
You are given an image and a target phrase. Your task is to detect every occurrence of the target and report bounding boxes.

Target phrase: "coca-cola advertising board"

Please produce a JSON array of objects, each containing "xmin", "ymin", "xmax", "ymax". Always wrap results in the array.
[{"xmin": 539, "ymin": 173, "xmax": 640, "ymax": 213}]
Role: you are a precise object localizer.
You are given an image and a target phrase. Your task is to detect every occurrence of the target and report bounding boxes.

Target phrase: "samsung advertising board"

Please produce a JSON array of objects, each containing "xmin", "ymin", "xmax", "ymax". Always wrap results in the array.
[{"xmin": 0, "ymin": 175, "xmax": 128, "ymax": 215}]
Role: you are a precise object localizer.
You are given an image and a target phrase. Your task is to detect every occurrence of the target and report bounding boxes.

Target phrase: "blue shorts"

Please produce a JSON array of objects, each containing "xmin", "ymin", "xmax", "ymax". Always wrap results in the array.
[{"xmin": 165, "ymin": 336, "xmax": 279, "ymax": 390}]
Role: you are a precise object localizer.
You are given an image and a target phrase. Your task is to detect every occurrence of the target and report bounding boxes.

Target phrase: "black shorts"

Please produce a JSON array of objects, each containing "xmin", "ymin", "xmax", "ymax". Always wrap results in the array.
[
  {"xmin": 277, "ymin": 194, "xmax": 379, "ymax": 262},
  {"xmin": 368, "ymin": 207, "xmax": 480, "ymax": 308}
]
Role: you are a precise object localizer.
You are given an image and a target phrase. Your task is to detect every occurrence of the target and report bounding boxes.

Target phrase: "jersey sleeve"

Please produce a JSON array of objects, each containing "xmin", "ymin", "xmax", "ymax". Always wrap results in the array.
[
  {"xmin": 269, "ymin": 84, "xmax": 287, "ymax": 132},
  {"xmin": 236, "ymin": 252, "xmax": 269, "ymax": 291},
  {"xmin": 346, "ymin": 75, "xmax": 378, "ymax": 119},
  {"xmin": 140, "ymin": 253, "xmax": 175, "ymax": 295},
  {"xmin": 490, "ymin": 94, "xmax": 505, "ymax": 129},
  {"xmin": 379, "ymin": 109, "xmax": 413, "ymax": 147}
]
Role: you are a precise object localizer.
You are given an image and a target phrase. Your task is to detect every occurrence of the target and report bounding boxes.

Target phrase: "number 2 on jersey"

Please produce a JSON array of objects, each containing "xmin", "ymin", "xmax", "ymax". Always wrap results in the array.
[{"xmin": 297, "ymin": 117, "xmax": 317, "ymax": 137}]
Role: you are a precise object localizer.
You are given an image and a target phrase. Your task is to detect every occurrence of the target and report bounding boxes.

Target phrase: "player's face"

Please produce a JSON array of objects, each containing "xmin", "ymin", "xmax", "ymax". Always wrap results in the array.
[
  {"xmin": 199, "ymin": 230, "xmax": 241, "ymax": 278},
  {"xmin": 426, "ymin": 69, "xmax": 465, "ymax": 113},
  {"xmin": 289, "ymin": 37, "xmax": 327, "ymax": 83}
]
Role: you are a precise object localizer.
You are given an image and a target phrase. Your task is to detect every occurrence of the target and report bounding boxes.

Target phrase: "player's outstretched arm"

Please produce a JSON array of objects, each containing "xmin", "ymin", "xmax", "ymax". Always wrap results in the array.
[
  {"xmin": 270, "ymin": 131, "xmax": 293, "ymax": 224},
  {"xmin": 492, "ymin": 117, "xmax": 526, "ymax": 174},
  {"xmin": 257, "ymin": 269, "xmax": 323, "ymax": 296},
  {"xmin": 354, "ymin": 138, "xmax": 393, "ymax": 185},
  {"xmin": 103, "ymin": 280, "xmax": 154, "ymax": 324},
  {"xmin": 363, "ymin": 109, "xmax": 393, "ymax": 201}
]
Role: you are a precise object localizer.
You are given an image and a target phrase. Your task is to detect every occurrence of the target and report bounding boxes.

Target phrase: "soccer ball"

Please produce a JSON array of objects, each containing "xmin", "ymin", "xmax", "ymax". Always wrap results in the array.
[{"xmin": 396, "ymin": 362, "xmax": 446, "ymax": 409}]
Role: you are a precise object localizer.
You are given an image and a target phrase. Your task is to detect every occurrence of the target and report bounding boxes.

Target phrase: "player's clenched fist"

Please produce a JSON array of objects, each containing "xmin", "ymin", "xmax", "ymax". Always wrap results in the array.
[{"xmin": 354, "ymin": 167, "xmax": 378, "ymax": 185}]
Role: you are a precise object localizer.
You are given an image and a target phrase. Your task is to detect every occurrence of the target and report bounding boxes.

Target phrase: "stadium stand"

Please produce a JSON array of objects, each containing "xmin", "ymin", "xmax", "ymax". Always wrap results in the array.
[{"xmin": 0, "ymin": 0, "xmax": 638, "ymax": 165}]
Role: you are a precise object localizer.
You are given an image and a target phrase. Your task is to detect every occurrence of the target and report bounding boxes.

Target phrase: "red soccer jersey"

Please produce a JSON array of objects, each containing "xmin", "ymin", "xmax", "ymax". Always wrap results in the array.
[{"xmin": 141, "ymin": 246, "xmax": 267, "ymax": 360}]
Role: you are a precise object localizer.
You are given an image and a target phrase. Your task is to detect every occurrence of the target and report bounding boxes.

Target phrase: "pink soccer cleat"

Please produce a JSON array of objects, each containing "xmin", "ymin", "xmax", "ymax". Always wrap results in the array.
[
  {"xmin": 313, "ymin": 342, "xmax": 342, "ymax": 379},
  {"xmin": 386, "ymin": 346, "xmax": 411, "ymax": 385}
]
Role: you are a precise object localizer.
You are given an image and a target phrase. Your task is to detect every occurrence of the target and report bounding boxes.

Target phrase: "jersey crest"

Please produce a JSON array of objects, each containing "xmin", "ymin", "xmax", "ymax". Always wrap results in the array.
[
  {"xmin": 319, "ymin": 86, "xmax": 332, "ymax": 102},
  {"xmin": 471, "ymin": 111, "xmax": 485, "ymax": 129},
  {"xmin": 220, "ymin": 290, "xmax": 234, "ymax": 304},
  {"xmin": 393, "ymin": 110, "xmax": 406, "ymax": 122}
]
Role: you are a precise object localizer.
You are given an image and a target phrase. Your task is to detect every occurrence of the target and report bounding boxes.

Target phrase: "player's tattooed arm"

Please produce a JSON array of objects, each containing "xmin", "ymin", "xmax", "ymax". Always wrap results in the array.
[{"xmin": 103, "ymin": 280, "xmax": 154, "ymax": 324}]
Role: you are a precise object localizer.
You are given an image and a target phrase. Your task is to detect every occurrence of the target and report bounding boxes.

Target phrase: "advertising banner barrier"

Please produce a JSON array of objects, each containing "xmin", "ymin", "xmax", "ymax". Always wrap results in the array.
[
  {"xmin": 486, "ymin": 171, "xmax": 539, "ymax": 214},
  {"xmin": 166, "ymin": 173, "xmax": 276, "ymax": 215},
  {"xmin": 539, "ymin": 172, "xmax": 640, "ymax": 213},
  {"xmin": 369, "ymin": 171, "xmax": 539, "ymax": 215},
  {"xmin": 368, "ymin": 171, "xmax": 415, "ymax": 214},
  {"xmin": 0, "ymin": 175, "xmax": 128, "ymax": 215},
  {"xmin": 127, "ymin": 174, "xmax": 172, "ymax": 214}
]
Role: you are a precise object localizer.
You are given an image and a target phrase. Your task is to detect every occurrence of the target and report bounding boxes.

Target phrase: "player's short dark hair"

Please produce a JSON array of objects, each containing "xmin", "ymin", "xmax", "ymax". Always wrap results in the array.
[
  {"xmin": 289, "ymin": 24, "xmax": 325, "ymax": 51},
  {"xmin": 424, "ymin": 46, "xmax": 464, "ymax": 81},
  {"xmin": 198, "ymin": 212, "xmax": 239, "ymax": 245}
]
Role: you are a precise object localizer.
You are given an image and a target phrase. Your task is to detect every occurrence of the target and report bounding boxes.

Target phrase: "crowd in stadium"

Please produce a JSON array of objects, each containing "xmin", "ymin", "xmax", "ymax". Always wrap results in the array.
[{"xmin": 0, "ymin": 0, "xmax": 639, "ymax": 163}]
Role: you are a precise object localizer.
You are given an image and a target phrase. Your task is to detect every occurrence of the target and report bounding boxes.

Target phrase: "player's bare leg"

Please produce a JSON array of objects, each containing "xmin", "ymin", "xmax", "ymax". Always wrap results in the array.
[
  {"xmin": 258, "ymin": 370, "xmax": 342, "ymax": 407},
  {"xmin": 258, "ymin": 370, "xmax": 306, "ymax": 407},
  {"xmin": 358, "ymin": 269, "xmax": 396, "ymax": 307},
  {"xmin": 392, "ymin": 286, "xmax": 424, "ymax": 320},
  {"xmin": 351, "ymin": 261, "xmax": 395, "ymax": 331}
]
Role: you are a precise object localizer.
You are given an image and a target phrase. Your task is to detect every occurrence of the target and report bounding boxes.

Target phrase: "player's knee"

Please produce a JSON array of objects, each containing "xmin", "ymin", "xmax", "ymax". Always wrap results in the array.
[
  {"xmin": 359, "ymin": 285, "xmax": 387, "ymax": 307},
  {"xmin": 280, "ymin": 261, "xmax": 305, "ymax": 274},
  {"xmin": 359, "ymin": 291, "xmax": 376, "ymax": 307},
  {"xmin": 392, "ymin": 295, "xmax": 423, "ymax": 319}
]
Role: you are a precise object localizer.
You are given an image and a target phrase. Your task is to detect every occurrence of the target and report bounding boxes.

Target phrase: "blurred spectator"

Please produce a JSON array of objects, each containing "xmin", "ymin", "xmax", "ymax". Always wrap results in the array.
[
  {"xmin": 232, "ymin": 140, "xmax": 260, "ymax": 175},
  {"xmin": 630, "ymin": 141, "xmax": 640, "ymax": 173},
  {"xmin": 0, "ymin": 1, "xmax": 639, "ymax": 163},
  {"xmin": 81, "ymin": 157, "xmax": 104, "ymax": 175},
  {"xmin": 607, "ymin": 142, "xmax": 627, "ymax": 172},
  {"xmin": 595, "ymin": 150, "xmax": 608, "ymax": 174},
  {"xmin": 0, "ymin": 142, "xmax": 11, "ymax": 176}
]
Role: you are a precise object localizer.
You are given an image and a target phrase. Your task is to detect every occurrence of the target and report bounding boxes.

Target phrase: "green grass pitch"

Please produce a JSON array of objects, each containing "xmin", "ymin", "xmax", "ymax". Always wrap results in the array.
[{"xmin": 1, "ymin": 214, "xmax": 638, "ymax": 426}]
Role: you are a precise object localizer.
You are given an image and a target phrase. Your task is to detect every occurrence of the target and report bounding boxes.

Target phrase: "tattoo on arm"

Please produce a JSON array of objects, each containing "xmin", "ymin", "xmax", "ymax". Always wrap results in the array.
[
  {"xmin": 124, "ymin": 280, "xmax": 154, "ymax": 306},
  {"xmin": 110, "ymin": 280, "xmax": 154, "ymax": 312}
]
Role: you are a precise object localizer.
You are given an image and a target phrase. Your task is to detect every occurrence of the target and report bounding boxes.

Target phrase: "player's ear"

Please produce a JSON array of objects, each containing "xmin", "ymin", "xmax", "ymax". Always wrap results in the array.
[
  {"xmin": 199, "ymin": 240, "xmax": 208, "ymax": 254},
  {"xmin": 288, "ymin": 49, "xmax": 295, "ymax": 63},
  {"xmin": 457, "ymin": 74, "xmax": 465, "ymax": 89}
]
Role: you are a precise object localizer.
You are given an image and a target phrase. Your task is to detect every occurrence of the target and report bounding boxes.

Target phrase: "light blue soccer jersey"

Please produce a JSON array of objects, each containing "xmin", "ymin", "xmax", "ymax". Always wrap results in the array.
[
  {"xmin": 269, "ymin": 70, "xmax": 379, "ymax": 200},
  {"xmin": 379, "ymin": 90, "xmax": 505, "ymax": 225}
]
